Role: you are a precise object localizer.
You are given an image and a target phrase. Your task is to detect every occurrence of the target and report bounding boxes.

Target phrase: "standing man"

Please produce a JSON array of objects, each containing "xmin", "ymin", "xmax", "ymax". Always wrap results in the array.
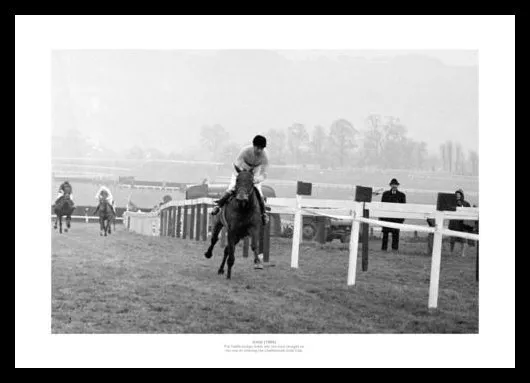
[
  {"xmin": 380, "ymin": 178, "xmax": 407, "ymax": 252},
  {"xmin": 448, "ymin": 189, "xmax": 472, "ymax": 256},
  {"xmin": 210, "ymin": 135, "xmax": 269, "ymax": 225}
]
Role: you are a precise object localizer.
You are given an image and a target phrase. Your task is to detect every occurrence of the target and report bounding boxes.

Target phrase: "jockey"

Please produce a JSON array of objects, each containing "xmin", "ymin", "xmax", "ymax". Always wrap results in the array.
[
  {"xmin": 211, "ymin": 135, "xmax": 269, "ymax": 224},
  {"xmin": 54, "ymin": 181, "xmax": 74, "ymax": 206},
  {"xmin": 95, "ymin": 185, "xmax": 116, "ymax": 215}
]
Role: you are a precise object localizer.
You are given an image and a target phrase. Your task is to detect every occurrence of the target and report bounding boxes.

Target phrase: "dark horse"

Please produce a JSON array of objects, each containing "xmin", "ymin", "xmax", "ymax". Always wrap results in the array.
[
  {"xmin": 53, "ymin": 193, "xmax": 75, "ymax": 234},
  {"xmin": 94, "ymin": 198, "xmax": 114, "ymax": 236},
  {"xmin": 204, "ymin": 165, "xmax": 265, "ymax": 279}
]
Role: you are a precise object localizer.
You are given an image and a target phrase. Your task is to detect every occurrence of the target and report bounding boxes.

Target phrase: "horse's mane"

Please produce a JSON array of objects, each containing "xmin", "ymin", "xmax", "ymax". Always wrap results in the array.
[{"xmin": 226, "ymin": 170, "xmax": 260, "ymax": 220}]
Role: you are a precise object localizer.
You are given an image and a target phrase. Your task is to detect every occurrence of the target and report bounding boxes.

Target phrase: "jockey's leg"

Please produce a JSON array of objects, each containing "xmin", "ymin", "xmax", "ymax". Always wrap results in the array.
[
  {"xmin": 109, "ymin": 198, "xmax": 116, "ymax": 215},
  {"xmin": 211, "ymin": 173, "xmax": 236, "ymax": 216},
  {"xmin": 254, "ymin": 183, "xmax": 269, "ymax": 225},
  {"xmin": 54, "ymin": 193, "xmax": 63, "ymax": 206}
]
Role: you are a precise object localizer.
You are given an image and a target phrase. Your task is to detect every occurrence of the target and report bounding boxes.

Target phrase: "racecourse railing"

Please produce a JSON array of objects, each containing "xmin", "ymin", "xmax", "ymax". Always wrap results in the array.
[
  {"xmin": 123, "ymin": 198, "xmax": 272, "ymax": 260},
  {"xmin": 265, "ymin": 196, "xmax": 479, "ymax": 309},
  {"xmin": 123, "ymin": 194, "xmax": 479, "ymax": 309},
  {"xmin": 51, "ymin": 215, "xmax": 125, "ymax": 222}
]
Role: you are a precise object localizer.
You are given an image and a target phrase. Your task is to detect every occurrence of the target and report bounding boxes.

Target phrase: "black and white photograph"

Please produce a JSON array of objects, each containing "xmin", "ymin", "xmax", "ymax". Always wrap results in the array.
[{"xmin": 15, "ymin": 15, "xmax": 515, "ymax": 368}]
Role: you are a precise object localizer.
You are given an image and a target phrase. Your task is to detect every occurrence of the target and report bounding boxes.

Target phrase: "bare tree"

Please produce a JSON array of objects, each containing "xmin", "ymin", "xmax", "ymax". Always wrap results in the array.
[
  {"xmin": 363, "ymin": 114, "xmax": 384, "ymax": 165},
  {"xmin": 380, "ymin": 116, "xmax": 407, "ymax": 168},
  {"xmin": 310, "ymin": 125, "xmax": 327, "ymax": 165},
  {"xmin": 468, "ymin": 150, "xmax": 479, "ymax": 176},
  {"xmin": 329, "ymin": 118, "xmax": 358, "ymax": 168},
  {"xmin": 217, "ymin": 141, "xmax": 241, "ymax": 165},
  {"xmin": 265, "ymin": 128, "xmax": 288, "ymax": 164},
  {"xmin": 445, "ymin": 140, "xmax": 454, "ymax": 173},
  {"xmin": 455, "ymin": 142, "xmax": 464, "ymax": 174},
  {"xmin": 200, "ymin": 124, "xmax": 230, "ymax": 160},
  {"xmin": 416, "ymin": 141, "xmax": 428, "ymax": 170},
  {"xmin": 287, "ymin": 123, "xmax": 309, "ymax": 164},
  {"xmin": 440, "ymin": 143, "xmax": 447, "ymax": 171}
]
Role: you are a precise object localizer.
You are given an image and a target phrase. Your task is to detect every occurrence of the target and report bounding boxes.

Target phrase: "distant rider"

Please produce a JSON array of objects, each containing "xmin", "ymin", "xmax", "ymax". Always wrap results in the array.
[{"xmin": 95, "ymin": 184, "xmax": 116, "ymax": 215}]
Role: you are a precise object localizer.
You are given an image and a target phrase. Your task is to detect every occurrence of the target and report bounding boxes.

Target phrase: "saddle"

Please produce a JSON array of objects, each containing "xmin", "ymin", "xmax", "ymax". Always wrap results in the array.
[{"xmin": 55, "ymin": 194, "xmax": 74, "ymax": 212}]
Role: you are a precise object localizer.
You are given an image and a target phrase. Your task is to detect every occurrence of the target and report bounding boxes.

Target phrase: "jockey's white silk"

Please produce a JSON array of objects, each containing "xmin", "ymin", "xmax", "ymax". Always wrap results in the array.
[
  {"xmin": 56, "ymin": 190, "xmax": 74, "ymax": 202},
  {"xmin": 234, "ymin": 145, "xmax": 269, "ymax": 175},
  {"xmin": 95, "ymin": 186, "xmax": 114, "ymax": 205},
  {"xmin": 229, "ymin": 144, "xmax": 268, "ymax": 194}
]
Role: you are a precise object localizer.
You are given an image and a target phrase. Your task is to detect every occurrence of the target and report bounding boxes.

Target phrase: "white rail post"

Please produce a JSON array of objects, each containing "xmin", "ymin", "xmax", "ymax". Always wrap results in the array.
[
  {"xmin": 291, "ymin": 194, "xmax": 303, "ymax": 269},
  {"xmin": 428, "ymin": 210, "xmax": 445, "ymax": 309},
  {"xmin": 347, "ymin": 203, "xmax": 363, "ymax": 286}
]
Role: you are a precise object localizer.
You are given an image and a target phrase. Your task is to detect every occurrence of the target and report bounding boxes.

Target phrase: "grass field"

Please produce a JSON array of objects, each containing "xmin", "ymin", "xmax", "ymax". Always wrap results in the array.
[{"xmin": 52, "ymin": 224, "xmax": 478, "ymax": 334}]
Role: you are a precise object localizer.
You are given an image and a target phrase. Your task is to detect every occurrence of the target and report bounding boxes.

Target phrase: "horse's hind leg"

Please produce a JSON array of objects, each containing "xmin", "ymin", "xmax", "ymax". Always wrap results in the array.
[
  {"xmin": 226, "ymin": 237, "xmax": 240, "ymax": 280},
  {"xmin": 218, "ymin": 246, "xmax": 229, "ymax": 275},
  {"xmin": 58, "ymin": 216, "xmax": 63, "ymax": 234},
  {"xmin": 226, "ymin": 245, "xmax": 236, "ymax": 280},
  {"xmin": 205, "ymin": 221, "xmax": 223, "ymax": 259},
  {"xmin": 250, "ymin": 230, "xmax": 263, "ymax": 270},
  {"xmin": 53, "ymin": 216, "xmax": 58, "ymax": 230}
]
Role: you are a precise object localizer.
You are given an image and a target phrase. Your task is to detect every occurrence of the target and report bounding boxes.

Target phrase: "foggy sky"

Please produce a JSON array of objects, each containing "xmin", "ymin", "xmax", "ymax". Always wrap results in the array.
[{"xmin": 51, "ymin": 50, "xmax": 478, "ymax": 155}]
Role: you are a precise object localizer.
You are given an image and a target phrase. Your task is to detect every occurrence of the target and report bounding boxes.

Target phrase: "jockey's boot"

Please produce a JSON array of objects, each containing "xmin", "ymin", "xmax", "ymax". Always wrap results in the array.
[
  {"xmin": 211, "ymin": 190, "xmax": 233, "ymax": 216},
  {"xmin": 256, "ymin": 191, "xmax": 269, "ymax": 225}
]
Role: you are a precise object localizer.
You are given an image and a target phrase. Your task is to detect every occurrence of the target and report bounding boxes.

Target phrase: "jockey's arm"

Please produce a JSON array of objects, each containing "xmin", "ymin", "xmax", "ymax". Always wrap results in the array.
[
  {"xmin": 234, "ymin": 147, "xmax": 248, "ymax": 171},
  {"xmin": 253, "ymin": 164, "xmax": 268, "ymax": 184},
  {"xmin": 95, "ymin": 186, "xmax": 103, "ymax": 199},
  {"xmin": 253, "ymin": 151, "xmax": 269, "ymax": 184}
]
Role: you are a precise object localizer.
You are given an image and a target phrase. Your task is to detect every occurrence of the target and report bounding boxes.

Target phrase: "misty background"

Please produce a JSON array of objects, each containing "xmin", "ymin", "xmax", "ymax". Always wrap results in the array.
[{"xmin": 52, "ymin": 49, "xmax": 478, "ymax": 176}]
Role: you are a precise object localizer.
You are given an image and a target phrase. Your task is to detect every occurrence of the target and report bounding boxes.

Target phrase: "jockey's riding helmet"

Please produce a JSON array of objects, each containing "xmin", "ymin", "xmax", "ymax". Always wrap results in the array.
[{"xmin": 252, "ymin": 135, "xmax": 267, "ymax": 149}]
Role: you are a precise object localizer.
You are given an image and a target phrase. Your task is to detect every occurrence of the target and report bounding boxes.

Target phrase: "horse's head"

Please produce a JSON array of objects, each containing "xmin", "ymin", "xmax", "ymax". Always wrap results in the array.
[
  {"xmin": 97, "ymin": 197, "xmax": 113, "ymax": 216},
  {"xmin": 234, "ymin": 164, "xmax": 255, "ymax": 207},
  {"xmin": 98, "ymin": 196, "xmax": 108, "ymax": 206}
]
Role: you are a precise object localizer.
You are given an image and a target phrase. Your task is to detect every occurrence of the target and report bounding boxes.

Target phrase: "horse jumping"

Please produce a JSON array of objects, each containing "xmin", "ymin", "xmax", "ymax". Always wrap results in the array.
[{"xmin": 204, "ymin": 165, "xmax": 265, "ymax": 279}]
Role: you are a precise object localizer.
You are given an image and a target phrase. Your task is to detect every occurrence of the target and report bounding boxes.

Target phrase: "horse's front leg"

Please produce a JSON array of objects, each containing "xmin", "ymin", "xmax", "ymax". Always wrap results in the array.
[
  {"xmin": 58, "ymin": 216, "xmax": 63, "ymax": 234},
  {"xmin": 54, "ymin": 215, "xmax": 58, "ymax": 230},
  {"xmin": 205, "ymin": 220, "xmax": 223, "ymax": 259},
  {"xmin": 250, "ymin": 229, "xmax": 263, "ymax": 270},
  {"xmin": 99, "ymin": 217, "xmax": 105, "ymax": 236},
  {"xmin": 226, "ymin": 236, "xmax": 241, "ymax": 280},
  {"xmin": 218, "ymin": 246, "xmax": 229, "ymax": 275}
]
